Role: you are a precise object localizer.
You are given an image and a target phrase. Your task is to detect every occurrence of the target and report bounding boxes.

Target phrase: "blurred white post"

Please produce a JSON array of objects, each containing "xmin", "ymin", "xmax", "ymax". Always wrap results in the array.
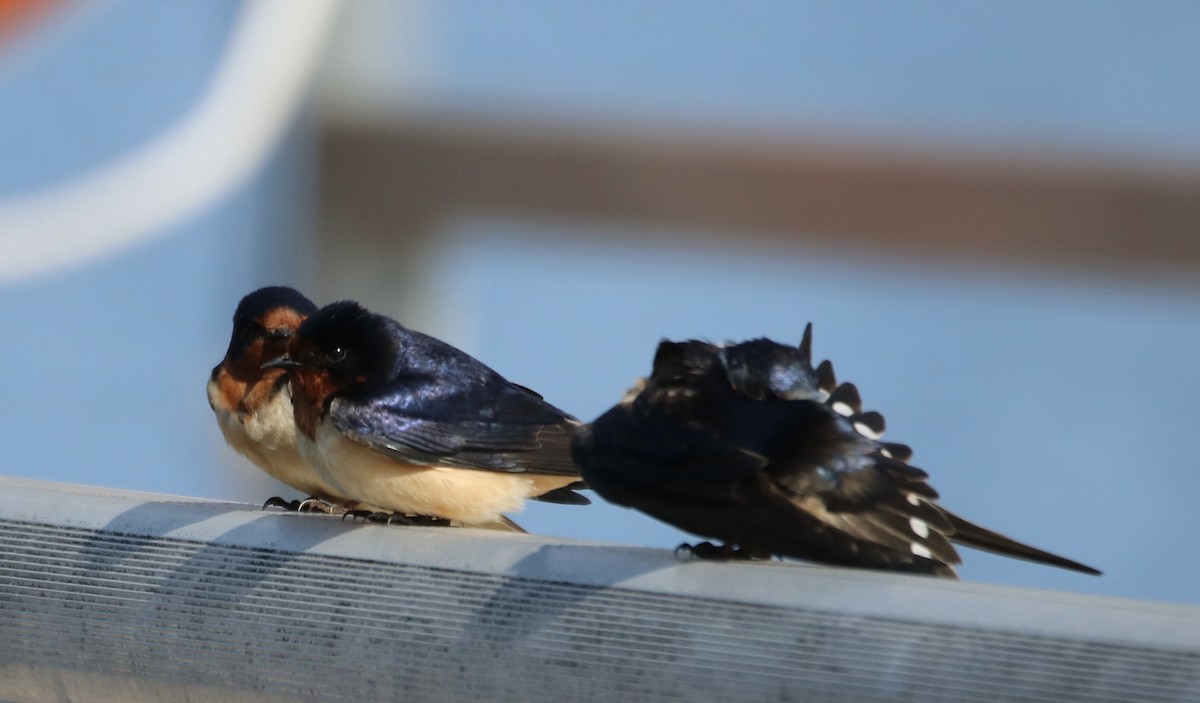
[
  {"xmin": 1, "ymin": 476, "xmax": 1197, "ymax": 702},
  {"xmin": 0, "ymin": 0, "xmax": 342, "ymax": 283}
]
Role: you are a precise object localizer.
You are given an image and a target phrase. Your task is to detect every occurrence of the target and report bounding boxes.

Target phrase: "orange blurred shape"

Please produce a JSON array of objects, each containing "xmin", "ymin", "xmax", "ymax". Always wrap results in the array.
[{"xmin": 0, "ymin": 0, "xmax": 65, "ymax": 44}]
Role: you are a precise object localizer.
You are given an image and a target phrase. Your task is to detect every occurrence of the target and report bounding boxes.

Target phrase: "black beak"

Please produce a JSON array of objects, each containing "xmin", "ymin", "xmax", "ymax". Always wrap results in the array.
[{"xmin": 261, "ymin": 354, "xmax": 303, "ymax": 370}]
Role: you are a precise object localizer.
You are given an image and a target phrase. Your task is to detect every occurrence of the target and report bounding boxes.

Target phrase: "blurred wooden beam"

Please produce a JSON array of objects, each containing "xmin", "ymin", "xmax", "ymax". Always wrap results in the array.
[{"xmin": 318, "ymin": 113, "xmax": 1200, "ymax": 275}]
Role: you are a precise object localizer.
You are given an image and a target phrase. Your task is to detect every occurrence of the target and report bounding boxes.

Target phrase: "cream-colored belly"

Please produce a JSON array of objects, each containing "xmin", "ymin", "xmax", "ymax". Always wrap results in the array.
[
  {"xmin": 210, "ymin": 386, "xmax": 342, "ymax": 501},
  {"xmin": 300, "ymin": 420, "xmax": 576, "ymax": 526}
]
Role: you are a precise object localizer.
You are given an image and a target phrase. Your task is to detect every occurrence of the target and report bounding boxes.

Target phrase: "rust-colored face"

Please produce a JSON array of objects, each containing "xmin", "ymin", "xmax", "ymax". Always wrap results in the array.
[
  {"xmin": 213, "ymin": 306, "xmax": 309, "ymax": 416},
  {"xmin": 259, "ymin": 306, "xmax": 307, "ymax": 355},
  {"xmin": 224, "ymin": 306, "xmax": 307, "ymax": 379}
]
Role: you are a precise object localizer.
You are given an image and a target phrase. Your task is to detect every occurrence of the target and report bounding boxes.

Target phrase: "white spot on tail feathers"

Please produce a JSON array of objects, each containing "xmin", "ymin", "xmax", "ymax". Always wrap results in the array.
[
  {"xmin": 832, "ymin": 402, "xmax": 854, "ymax": 417},
  {"xmin": 911, "ymin": 543, "xmax": 933, "ymax": 559},
  {"xmin": 854, "ymin": 421, "xmax": 882, "ymax": 440},
  {"xmin": 880, "ymin": 447, "xmax": 893, "ymax": 458},
  {"xmin": 905, "ymin": 493, "xmax": 921, "ymax": 506},
  {"xmin": 909, "ymin": 517, "xmax": 929, "ymax": 538}
]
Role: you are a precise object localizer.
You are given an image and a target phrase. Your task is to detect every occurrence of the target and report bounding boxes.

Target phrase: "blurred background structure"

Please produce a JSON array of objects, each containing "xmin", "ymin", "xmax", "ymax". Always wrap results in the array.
[{"xmin": 1, "ymin": 0, "xmax": 1198, "ymax": 604}]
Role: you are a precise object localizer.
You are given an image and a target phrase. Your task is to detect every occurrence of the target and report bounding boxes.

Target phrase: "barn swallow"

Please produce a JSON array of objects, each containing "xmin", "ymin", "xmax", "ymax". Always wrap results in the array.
[
  {"xmin": 572, "ymin": 324, "xmax": 1100, "ymax": 578},
  {"xmin": 262, "ymin": 300, "xmax": 588, "ymax": 529},
  {"xmin": 207, "ymin": 286, "xmax": 346, "ymax": 512}
]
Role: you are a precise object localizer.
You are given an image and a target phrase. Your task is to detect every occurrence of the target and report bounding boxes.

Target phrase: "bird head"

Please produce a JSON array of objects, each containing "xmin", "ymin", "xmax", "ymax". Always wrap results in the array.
[
  {"xmin": 216, "ymin": 286, "xmax": 316, "ymax": 380},
  {"xmin": 261, "ymin": 300, "xmax": 398, "ymax": 391}
]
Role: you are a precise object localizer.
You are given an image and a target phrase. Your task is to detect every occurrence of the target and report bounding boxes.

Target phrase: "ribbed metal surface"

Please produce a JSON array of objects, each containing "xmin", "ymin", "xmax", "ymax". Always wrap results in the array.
[{"xmin": 0, "ymin": 478, "xmax": 1198, "ymax": 702}]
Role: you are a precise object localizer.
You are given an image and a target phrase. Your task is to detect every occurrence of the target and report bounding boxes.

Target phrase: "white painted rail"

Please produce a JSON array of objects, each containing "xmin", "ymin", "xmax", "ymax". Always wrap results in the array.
[{"xmin": 0, "ymin": 476, "xmax": 1196, "ymax": 702}]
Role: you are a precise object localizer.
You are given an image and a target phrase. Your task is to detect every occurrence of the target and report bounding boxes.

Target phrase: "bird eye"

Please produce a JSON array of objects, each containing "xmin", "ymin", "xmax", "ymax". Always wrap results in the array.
[{"xmin": 326, "ymin": 347, "xmax": 347, "ymax": 363}]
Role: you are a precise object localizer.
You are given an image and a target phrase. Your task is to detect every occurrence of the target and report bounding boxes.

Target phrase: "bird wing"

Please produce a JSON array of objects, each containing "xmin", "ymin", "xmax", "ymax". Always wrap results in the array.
[
  {"xmin": 767, "ymin": 445, "xmax": 961, "ymax": 569},
  {"xmin": 695, "ymin": 332, "xmax": 960, "ymax": 568},
  {"xmin": 330, "ymin": 377, "xmax": 581, "ymax": 476},
  {"xmin": 721, "ymin": 378, "xmax": 959, "ymax": 569},
  {"xmin": 575, "ymin": 382, "xmax": 770, "ymax": 503}
]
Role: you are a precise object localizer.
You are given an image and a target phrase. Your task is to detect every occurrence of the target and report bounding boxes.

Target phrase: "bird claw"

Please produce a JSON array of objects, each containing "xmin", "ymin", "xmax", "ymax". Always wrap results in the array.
[
  {"xmin": 263, "ymin": 496, "xmax": 344, "ymax": 514},
  {"xmin": 675, "ymin": 542, "xmax": 763, "ymax": 561},
  {"xmin": 404, "ymin": 515, "xmax": 453, "ymax": 527},
  {"xmin": 674, "ymin": 543, "xmax": 698, "ymax": 561},
  {"xmin": 262, "ymin": 496, "xmax": 302, "ymax": 512},
  {"xmin": 341, "ymin": 509, "xmax": 378, "ymax": 523},
  {"xmin": 296, "ymin": 498, "xmax": 344, "ymax": 515},
  {"xmin": 341, "ymin": 510, "xmax": 452, "ymax": 527}
]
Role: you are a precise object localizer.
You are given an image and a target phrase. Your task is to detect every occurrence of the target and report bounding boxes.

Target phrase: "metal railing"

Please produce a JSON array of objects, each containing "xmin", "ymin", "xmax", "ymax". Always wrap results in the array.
[{"xmin": 1, "ymin": 475, "xmax": 1197, "ymax": 702}]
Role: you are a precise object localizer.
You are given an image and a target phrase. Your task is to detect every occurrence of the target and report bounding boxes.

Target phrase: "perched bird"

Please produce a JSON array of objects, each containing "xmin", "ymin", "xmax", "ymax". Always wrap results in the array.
[
  {"xmin": 208, "ymin": 286, "xmax": 346, "ymax": 512},
  {"xmin": 262, "ymin": 300, "xmax": 588, "ymax": 529},
  {"xmin": 572, "ymin": 325, "xmax": 1100, "ymax": 578}
]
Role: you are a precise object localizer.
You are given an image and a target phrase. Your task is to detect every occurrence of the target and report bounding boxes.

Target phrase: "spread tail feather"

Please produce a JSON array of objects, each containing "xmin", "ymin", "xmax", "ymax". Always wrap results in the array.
[{"xmin": 945, "ymin": 510, "xmax": 1101, "ymax": 575}]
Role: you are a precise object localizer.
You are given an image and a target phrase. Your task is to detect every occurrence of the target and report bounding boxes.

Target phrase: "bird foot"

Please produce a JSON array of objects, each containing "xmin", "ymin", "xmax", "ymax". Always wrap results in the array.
[
  {"xmin": 262, "ymin": 496, "xmax": 303, "ymax": 512},
  {"xmin": 675, "ymin": 542, "xmax": 764, "ymax": 561},
  {"xmin": 341, "ymin": 510, "xmax": 452, "ymax": 527},
  {"xmin": 262, "ymin": 496, "xmax": 343, "ymax": 514},
  {"xmin": 296, "ymin": 498, "xmax": 345, "ymax": 515}
]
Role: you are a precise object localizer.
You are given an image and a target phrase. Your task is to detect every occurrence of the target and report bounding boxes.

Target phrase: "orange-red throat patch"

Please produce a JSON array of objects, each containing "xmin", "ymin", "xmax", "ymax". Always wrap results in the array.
[{"xmin": 289, "ymin": 368, "xmax": 341, "ymax": 440}]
